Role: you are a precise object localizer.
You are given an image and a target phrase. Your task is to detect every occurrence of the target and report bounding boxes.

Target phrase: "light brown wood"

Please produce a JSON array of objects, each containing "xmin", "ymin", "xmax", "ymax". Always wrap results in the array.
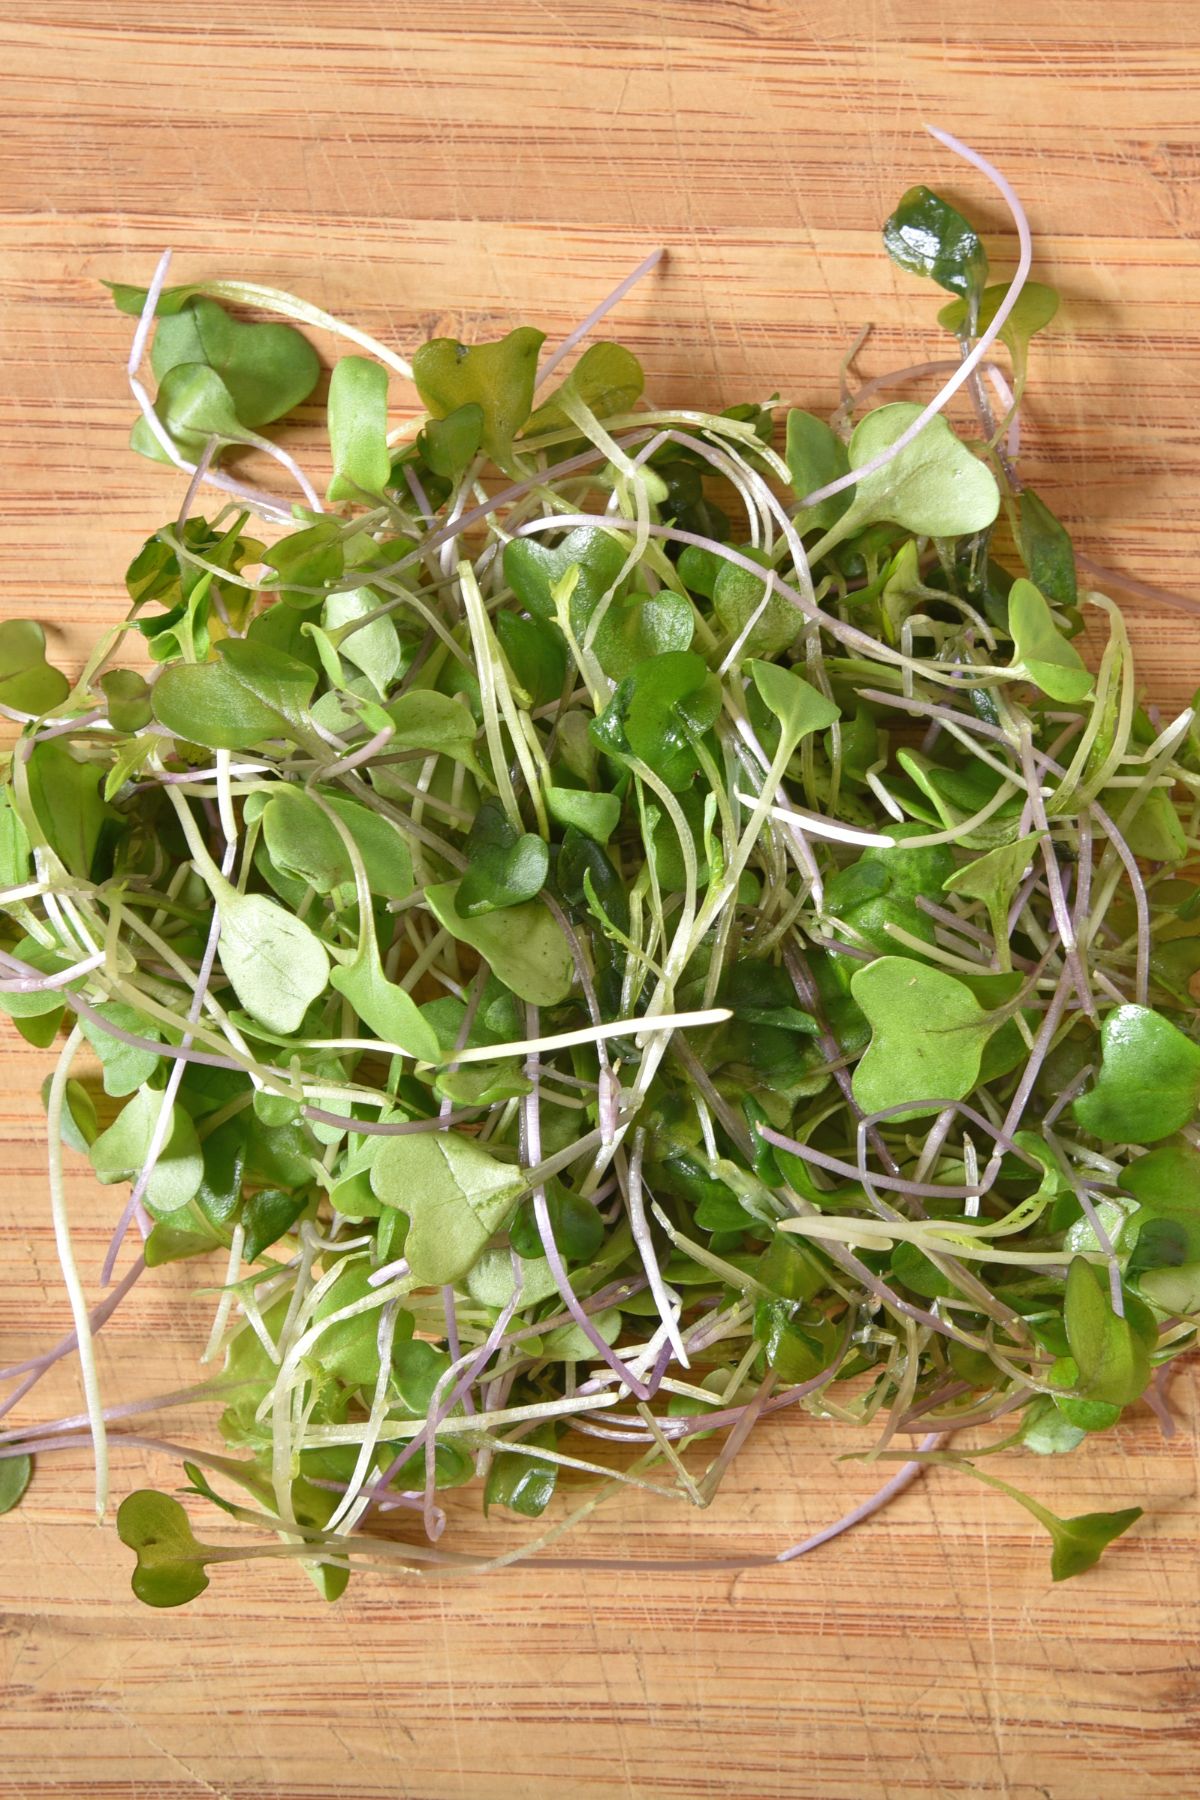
[{"xmin": 1, "ymin": 5, "xmax": 1199, "ymax": 1796}]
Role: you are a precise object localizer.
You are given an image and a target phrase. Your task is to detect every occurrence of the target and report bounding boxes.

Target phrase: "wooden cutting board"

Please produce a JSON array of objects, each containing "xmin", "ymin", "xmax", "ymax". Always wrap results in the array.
[{"xmin": 1, "ymin": 5, "xmax": 1197, "ymax": 1795}]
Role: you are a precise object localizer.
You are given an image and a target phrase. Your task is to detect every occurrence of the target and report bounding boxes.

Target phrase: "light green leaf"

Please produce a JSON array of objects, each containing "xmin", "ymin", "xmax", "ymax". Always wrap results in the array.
[
  {"xmin": 80, "ymin": 1001, "xmax": 164, "ymax": 1096},
  {"xmin": 326, "ymin": 356, "xmax": 392, "ymax": 502},
  {"xmin": 425, "ymin": 880, "xmax": 574, "ymax": 1006},
  {"xmin": 850, "ymin": 956, "xmax": 1000, "ymax": 1119},
  {"xmin": 1074, "ymin": 1005, "xmax": 1200, "ymax": 1144},
  {"xmin": 330, "ymin": 942, "xmax": 441, "ymax": 1061},
  {"xmin": 412, "ymin": 328, "xmax": 545, "ymax": 466},
  {"xmin": 748, "ymin": 659, "xmax": 840, "ymax": 752},
  {"xmin": 215, "ymin": 890, "xmax": 330, "ymax": 1035},
  {"xmin": 149, "ymin": 295, "xmax": 320, "ymax": 426},
  {"xmin": 152, "ymin": 640, "xmax": 317, "ymax": 750},
  {"xmin": 785, "ymin": 409, "xmax": 852, "ymax": 529},
  {"xmin": 261, "ymin": 789, "xmax": 414, "ymax": 900},
  {"xmin": 0, "ymin": 620, "xmax": 69, "ymax": 714},
  {"xmin": 385, "ymin": 690, "xmax": 485, "ymax": 778},
  {"xmin": 370, "ymin": 1131, "xmax": 527, "ymax": 1284},
  {"xmin": 322, "ymin": 588, "xmax": 402, "ymax": 693},
  {"xmin": 1008, "ymin": 578, "xmax": 1092, "ymax": 702},
  {"xmin": 26, "ymin": 740, "xmax": 111, "ymax": 877},
  {"xmin": 90, "ymin": 1087, "xmax": 204, "ymax": 1217},
  {"xmin": 846, "ymin": 403, "xmax": 1001, "ymax": 540},
  {"xmin": 527, "ymin": 341, "xmax": 644, "ymax": 434},
  {"xmin": 544, "ymin": 787, "xmax": 621, "ymax": 844}
]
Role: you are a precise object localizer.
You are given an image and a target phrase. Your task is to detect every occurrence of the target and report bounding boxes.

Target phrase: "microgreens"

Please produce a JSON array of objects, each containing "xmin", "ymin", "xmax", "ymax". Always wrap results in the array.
[{"xmin": 1, "ymin": 130, "xmax": 1196, "ymax": 1607}]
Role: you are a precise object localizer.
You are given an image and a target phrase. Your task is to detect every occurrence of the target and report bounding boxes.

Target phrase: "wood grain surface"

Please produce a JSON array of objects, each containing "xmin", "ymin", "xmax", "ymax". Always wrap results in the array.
[{"xmin": 2, "ymin": 4, "xmax": 1199, "ymax": 1796}]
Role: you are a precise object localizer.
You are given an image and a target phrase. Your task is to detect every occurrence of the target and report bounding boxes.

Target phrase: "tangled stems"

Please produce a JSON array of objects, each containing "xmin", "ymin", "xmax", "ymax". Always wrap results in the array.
[{"xmin": 1, "ymin": 135, "xmax": 1197, "ymax": 1603}]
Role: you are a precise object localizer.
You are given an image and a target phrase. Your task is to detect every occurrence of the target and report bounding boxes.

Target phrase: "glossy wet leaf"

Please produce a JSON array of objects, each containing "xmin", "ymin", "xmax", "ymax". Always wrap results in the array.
[
  {"xmin": 503, "ymin": 527, "xmax": 628, "ymax": 630},
  {"xmin": 1008, "ymin": 578, "xmax": 1092, "ymax": 702},
  {"xmin": 413, "ymin": 327, "xmax": 545, "ymax": 466},
  {"xmin": 1073, "ymin": 1005, "xmax": 1200, "ymax": 1144},
  {"xmin": 327, "ymin": 356, "xmax": 392, "ymax": 502},
  {"xmin": 592, "ymin": 650, "xmax": 722, "ymax": 792},
  {"xmin": 883, "ymin": 185, "xmax": 988, "ymax": 301},
  {"xmin": 370, "ymin": 1130, "xmax": 525, "ymax": 1284},
  {"xmin": 592, "ymin": 586, "xmax": 695, "ymax": 680},
  {"xmin": 850, "ymin": 956, "xmax": 999, "ymax": 1118},
  {"xmin": 456, "ymin": 800, "xmax": 550, "ymax": 916},
  {"xmin": 425, "ymin": 881, "xmax": 574, "ymax": 1007}
]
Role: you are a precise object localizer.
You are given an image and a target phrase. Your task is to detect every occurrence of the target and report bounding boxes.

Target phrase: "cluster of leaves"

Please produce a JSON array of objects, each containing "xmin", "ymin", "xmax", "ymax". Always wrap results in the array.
[{"xmin": 1, "ymin": 183, "xmax": 1197, "ymax": 1606}]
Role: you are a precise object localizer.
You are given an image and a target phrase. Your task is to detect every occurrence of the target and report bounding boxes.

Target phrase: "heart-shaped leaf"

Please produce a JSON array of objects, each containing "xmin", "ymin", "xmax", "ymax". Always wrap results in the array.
[
  {"xmin": 412, "ymin": 327, "xmax": 545, "ymax": 466},
  {"xmin": 850, "ymin": 955, "xmax": 1000, "ymax": 1118},
  {"xmin": 712, "ymin": 553, "xmax": 800, "ymax": 661},
  {"xmin": 153, "ymin": 639, "xmax": 317, "ymax": 750},
  {"xmin": 425, "ymin": 881, "xmax": 574, "ymax": 1006},
  {"xmin": 0, "ymin": 620, "xmax": 69, "ymax": 714},
  {"xmin": 883, "ymin": 185, "xmax": 988, "ymax": 301},
  {"xmin": 117, "ymin": 1490, "xmax": 213, "ymax": 1608},
  {"xmin": 526, "ymin": 341, "xmax": 645, "ymax": 434},
  {"xmin": 844, "ymin": 403, "xmax": 1001, "ymax": 540},
  {"xmin": 99, "ymin": 668, "xmax": 153, "ymax": 732},
  {"xmin": 417, "ymin": 403, "xmax": 484, "ymax": 480},
  {"xmin": 456, "ymin": 800, "xmax": 550, "ymax": 916},
  {"xmin": 1073, "ymin": 1004, "xmax": 1200, "ymax": 1144},
  {"xmin": 326, "ymin": 355, "xmax": 391, "ymax": 502},
  {"xmin": 592, "ymin": 586, "xmax": 695, "ymax": 680},
  {"xmin": 150, "ymin": 294, "xmax": 319, "ymax": 426},
  {"xmin": 503, "ymin": 527, "xmax": 628, "ymax": 628},
  {"xmin": 592, "ymin": 650, "xmax": 722, "ymax": 792},
  {"xmin": 330, "ymin": 941, "xmax": 441, "ymax": 1060},
  {"xmin": 1008, "ymin": 578, "xmax": 1092, "ymax": 702},
  {"xmin": 370, "ymin": 1130, "xmax": 526, "ymax": 1284},
  {"xmin": 90, "ymin": 1087, "xmax": 204, "ymax": 1217},
  {"xmin": 825, "ymin": 826, "xmax": 957, "ymax": 957}
]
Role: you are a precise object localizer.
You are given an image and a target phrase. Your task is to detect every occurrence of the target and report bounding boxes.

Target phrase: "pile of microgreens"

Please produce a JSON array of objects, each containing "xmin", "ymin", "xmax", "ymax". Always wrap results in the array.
[{"xmin": 1, "ymin": 128, "xmax": 1197, "ymax": 1608}]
